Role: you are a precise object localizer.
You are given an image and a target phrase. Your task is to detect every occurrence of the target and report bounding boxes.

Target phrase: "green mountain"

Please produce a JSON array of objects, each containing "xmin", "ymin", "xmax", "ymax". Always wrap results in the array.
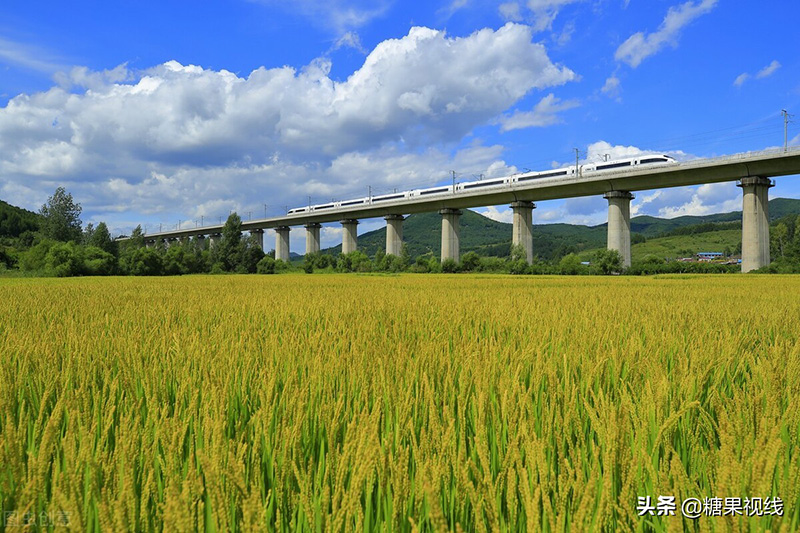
[
  {"xmin": 320, "ymin": 198, "xmax": 800, "ymax": 260},
  {"xmin": 0, "ymin": 199, "xmax": 40, "ymax": 239}
]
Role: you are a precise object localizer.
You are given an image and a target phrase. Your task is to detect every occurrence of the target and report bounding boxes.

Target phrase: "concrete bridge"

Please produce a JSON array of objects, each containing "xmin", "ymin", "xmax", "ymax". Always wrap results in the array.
[{"xmin": 129, "ymin": 147, "xmax": 800, "ymax": 272}]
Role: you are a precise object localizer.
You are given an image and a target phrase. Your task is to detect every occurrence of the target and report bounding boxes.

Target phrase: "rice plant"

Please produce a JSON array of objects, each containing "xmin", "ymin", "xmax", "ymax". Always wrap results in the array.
[{"xmin": 0, "ymin": 274, "xmax": 797, "ymax": 531}]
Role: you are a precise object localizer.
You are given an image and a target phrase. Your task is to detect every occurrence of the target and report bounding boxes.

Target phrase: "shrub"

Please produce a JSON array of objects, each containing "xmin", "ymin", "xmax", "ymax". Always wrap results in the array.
[
  {"xmin": 45, "ymin": 242, "xmax": 85, "ymax": 277},
  {"xmin": 441, "ymin": 258, "xmax": 458, "ymax": 273},
  {"xmin": 257, "ymin": 256, "xmax": 277, "ymax": 274},
  {"xmin": 460, "ymin": 251, "xmax": 480, "ymax": 272}
]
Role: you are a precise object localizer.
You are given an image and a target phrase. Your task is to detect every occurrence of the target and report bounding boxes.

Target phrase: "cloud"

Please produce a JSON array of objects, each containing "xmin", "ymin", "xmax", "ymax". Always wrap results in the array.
[
  {"xmin": 733, "ymin": 59, "xmax": 781, "ymax": 87},
  {"xmin": 495, "ymin": 1, "xmax": 581, "ymax": 32},
  {"xmin": 331, "ymin": 32, "xmax": 367, "ymax": 54},
  {"xmin": 655, "ymin": 182, "xmax": 740, "ymax": 217},
  {"xmin": 478, "ymin": 206, "xmax": 514, "ymax": 223},
  {"xmin": 733, "ymin": 73, "xmax": 749, "ymax": 87},
  {"xmin": 554, "ymin": 21, "xmax": 575, "ymax": 46},
  {"xmin": 756, "ymin": 59, "xmax": 781, "ymax": 79},
  {"xmin": 601, "ymin": 75, "xmax": 621, "ymax": 99},
  {"xmin": 526, "ymin": 0, "xmax": 583, "ymax": 32},
  {"xmin": 615, "ymin": 0, "xmax": 717, "ymax": 68},
  {"xmin": 499, "ymin": 2, "xmax": 523, "ymax": 21},
  {"xmin": 0, "ymin": 24, "xmax": 576, "ymax": 234},
  {"xmin": 499, "ymin": 93, "xmax": 579, "ymax": 131},
  {"xmin": 249, "ymin": 0, "xmax": 392, "ymax": 34},
  {"xmin": 0, "ymin": 36, "xmax": 66, "ymax": 74},
  {"xmin": 439, "ymin": 0, "xmax": 471, "ymax": 18}
]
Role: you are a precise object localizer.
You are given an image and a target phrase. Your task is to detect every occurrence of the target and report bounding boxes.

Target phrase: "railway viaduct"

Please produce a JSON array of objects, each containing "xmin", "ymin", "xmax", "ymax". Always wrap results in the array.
[{"xmin": 129, "ymin": 148, "xmax": 800, "ymax": 273}]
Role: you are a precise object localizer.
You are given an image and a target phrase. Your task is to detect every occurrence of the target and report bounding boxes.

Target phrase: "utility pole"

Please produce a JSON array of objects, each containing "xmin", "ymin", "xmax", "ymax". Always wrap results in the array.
[
  {"xmin": 368, "ymin": 186, "xmax": 372, "ymax": 202},
  {"xmin": 308, "ymin": 195, "xmax": 312, "ymax": 208},
  {"xmin": 264, "ymin": 204, "xmax": 268, "ymax": 218},
  {"xmin": 451, "ymin": 170, "xmax": 457, "ymax": 193},
  {"xmin": 574, "ymin": 148, "xmax": 580, "ymax": 177},
  {"xmin": 248, "ymin": 211, "xmax": 252, "ymax": 221},
  {"xmin": 782, "ymin": 109, "xmax": 792, "ymax": 152}
]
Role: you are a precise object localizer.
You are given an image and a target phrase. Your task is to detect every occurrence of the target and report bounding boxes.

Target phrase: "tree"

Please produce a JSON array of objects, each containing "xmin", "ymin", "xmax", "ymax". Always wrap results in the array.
[
  {"xmin": 771, "ymin": 223, "xmax": 788, "ymax": 259},
  {"xmin": 128, "ymin": 225, "xmax": 145, "ymax": 248},
  {"xmin": 39, "ymin": 187, "xmax": 83, "ymax": 242},
  {"xmin": 558, "ymin": 253, "xmax": 582, "ymax": 275},
  {"xmin": 792, "ymin": 215, "xmax": 800, "ymax": 259},
  {"xmin": 460, "ymin": 251, "xmax": 480, "ymax": 272},
  {"xmin": 82, "ymin": 222, "xmax": 95, "ymax": 244},
  {"xmin": 45, "ymin": 242, "xmax": 85, "ymax": 277},
  {"xmin": 88, "ymin": 222, "xmax": 118, "ymax": 257},
  {"xmin": 126, "ymin": 248, "xmax": 164, "ymax": 276},
  {"xmin": 441, "ymin": 258, "xmax": 458, "ymax": 273},
  {"xmin": 239, "ymin": 237, "xmax": 266, "ymax": 274},
  {"xmin": 257, "ymin": 255, "xmax": 277, "ymax": 274},
  {"xmin": 83, "ymin": 246, "xmax": 116, "ymax": 275},
  {"xmin": 213, "ymin": 213, "xmax": 246, "ymax": 272},
  {"xmin": 594, "ymin": 248, "xmax": 623, "ymax": 275}
]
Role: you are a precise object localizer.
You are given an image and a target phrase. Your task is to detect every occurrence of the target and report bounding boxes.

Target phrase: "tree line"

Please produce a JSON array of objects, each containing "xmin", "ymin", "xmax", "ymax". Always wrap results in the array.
[{"xmin": 2, "ymin": 187, "xmax": 800, "ymax": 276}]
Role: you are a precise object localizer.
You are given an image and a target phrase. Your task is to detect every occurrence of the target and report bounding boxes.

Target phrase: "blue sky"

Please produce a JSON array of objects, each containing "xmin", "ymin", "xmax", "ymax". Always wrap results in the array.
[{"xmin": 1, "ymin": 0, "xmax": 799, "ymax": 250}]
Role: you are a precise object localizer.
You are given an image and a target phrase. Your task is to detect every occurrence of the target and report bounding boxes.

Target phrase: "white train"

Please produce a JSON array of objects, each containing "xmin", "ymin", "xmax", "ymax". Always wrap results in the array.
[{"xmin": 287, "ymin": 154, "xmax": 676, "ymax": 214}]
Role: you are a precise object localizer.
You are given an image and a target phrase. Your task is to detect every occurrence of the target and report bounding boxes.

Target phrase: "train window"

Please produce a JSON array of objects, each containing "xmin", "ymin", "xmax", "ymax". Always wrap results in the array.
[
  {"xmin": 532, "ymin": 170, "xmax": 568, "ymax": 179},
  {"xmin": 639, "ymin": 157, "xmax": 667, "ymax": 164},
  {"xmin": 420, "ymin": 188, "xmax": 449, "ymax": 195},
  {"xmin": 373, "ymin": 194, "xmax": 405, "ymax": 202},
  {"xmin": 315, "ymin": 204, "xmax": 334, "ymax": 210},
  {"xmin": 596, "ymin": 161, "xmax": 632, "ymax": 170},
  {"xmin": 463, "ymin": 180, "xmax": 503, "ymax": 189}
]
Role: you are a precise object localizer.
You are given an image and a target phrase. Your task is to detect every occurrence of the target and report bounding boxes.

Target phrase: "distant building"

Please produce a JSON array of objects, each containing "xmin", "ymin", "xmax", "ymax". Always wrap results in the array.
[{"xmin": 697, "ymin": 252, "xmax": 724, "ymax": 261}]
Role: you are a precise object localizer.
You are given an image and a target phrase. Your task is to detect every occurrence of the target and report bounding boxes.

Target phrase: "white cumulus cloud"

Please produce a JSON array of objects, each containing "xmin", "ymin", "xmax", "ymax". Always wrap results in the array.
[
  {"xmin": 615, "ymin": 0, "xmax": 718, "ymax": 68},
  {"xmin": 0, "ymin": 24, "xmax": 577, "ymax": 234},
  {"xmin": 499, "ymin": 93, "xmax": 580, "ymax": 132}
]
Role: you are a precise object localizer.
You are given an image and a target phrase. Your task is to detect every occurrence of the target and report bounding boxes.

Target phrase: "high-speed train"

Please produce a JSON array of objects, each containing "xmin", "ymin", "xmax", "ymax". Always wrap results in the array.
[{"xmin": 287, "ymin": 154, "xmax": 676, "ymax": 214}]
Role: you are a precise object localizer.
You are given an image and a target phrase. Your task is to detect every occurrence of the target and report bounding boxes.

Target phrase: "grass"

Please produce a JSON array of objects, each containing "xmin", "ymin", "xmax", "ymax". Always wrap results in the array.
[
  {"xmin": 0, "ymin": 274, "xmax": 798, "ymax": 531},
  {"xmin": 579, "ymin": 229, "xmax": 742, "ymax": 262}
]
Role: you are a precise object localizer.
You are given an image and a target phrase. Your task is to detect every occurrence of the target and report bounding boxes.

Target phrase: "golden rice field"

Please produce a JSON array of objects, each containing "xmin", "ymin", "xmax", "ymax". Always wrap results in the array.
[{"xmin": 0, "ymin": 274, "xmax": 798, "ymax": 532}]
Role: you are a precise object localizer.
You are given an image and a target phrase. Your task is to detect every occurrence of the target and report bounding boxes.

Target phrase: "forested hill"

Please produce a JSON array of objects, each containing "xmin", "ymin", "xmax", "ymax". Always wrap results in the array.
[
  {"xmin": 0, "ymin": 199, "xmax": 40, "ymax": 239},
  {"xmin": 321, "ymin": 198, "xmax": 800, "ymax": 260}
]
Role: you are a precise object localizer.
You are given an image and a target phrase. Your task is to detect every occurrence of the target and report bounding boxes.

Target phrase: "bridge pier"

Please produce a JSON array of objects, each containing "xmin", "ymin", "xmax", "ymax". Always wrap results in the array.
[
  {"xmin": 209, "ymin": 233, "xmax": 222, "ymax": 248},
  {"xmin": 195, "ymin": 234, "xmax": 206, "ymax": 249},
  {"xmin": 305, "ymin": 223, "xmax": 322, "ymax": 256},
  {"xmin": 250, "ymin": 229, "xmax": 264, "ymax": 251},
  {"xmin": 739, "ymin": 177, "xmax": 773, "ymax": 272},
  {"xmin": 511, "ymin": 201, "xmax": 536, "ymax": 263},
  {"xmin": 385, "ymin": 215, "xmax": 404, "ymax": 256},
  {"xmin": 341, "ymin": 220, "xmax": 358, "ymax": 254},
  {"xmin": 604, "ymin": 191, "xmax": 634, "ymax": 268},
  {"xmin": 440, "ymin": 208, "xmax": 462, "ymax": 263},
  {"xmin": 275, "ymin": 226, "xmax": 290, "ymax": 262}
]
